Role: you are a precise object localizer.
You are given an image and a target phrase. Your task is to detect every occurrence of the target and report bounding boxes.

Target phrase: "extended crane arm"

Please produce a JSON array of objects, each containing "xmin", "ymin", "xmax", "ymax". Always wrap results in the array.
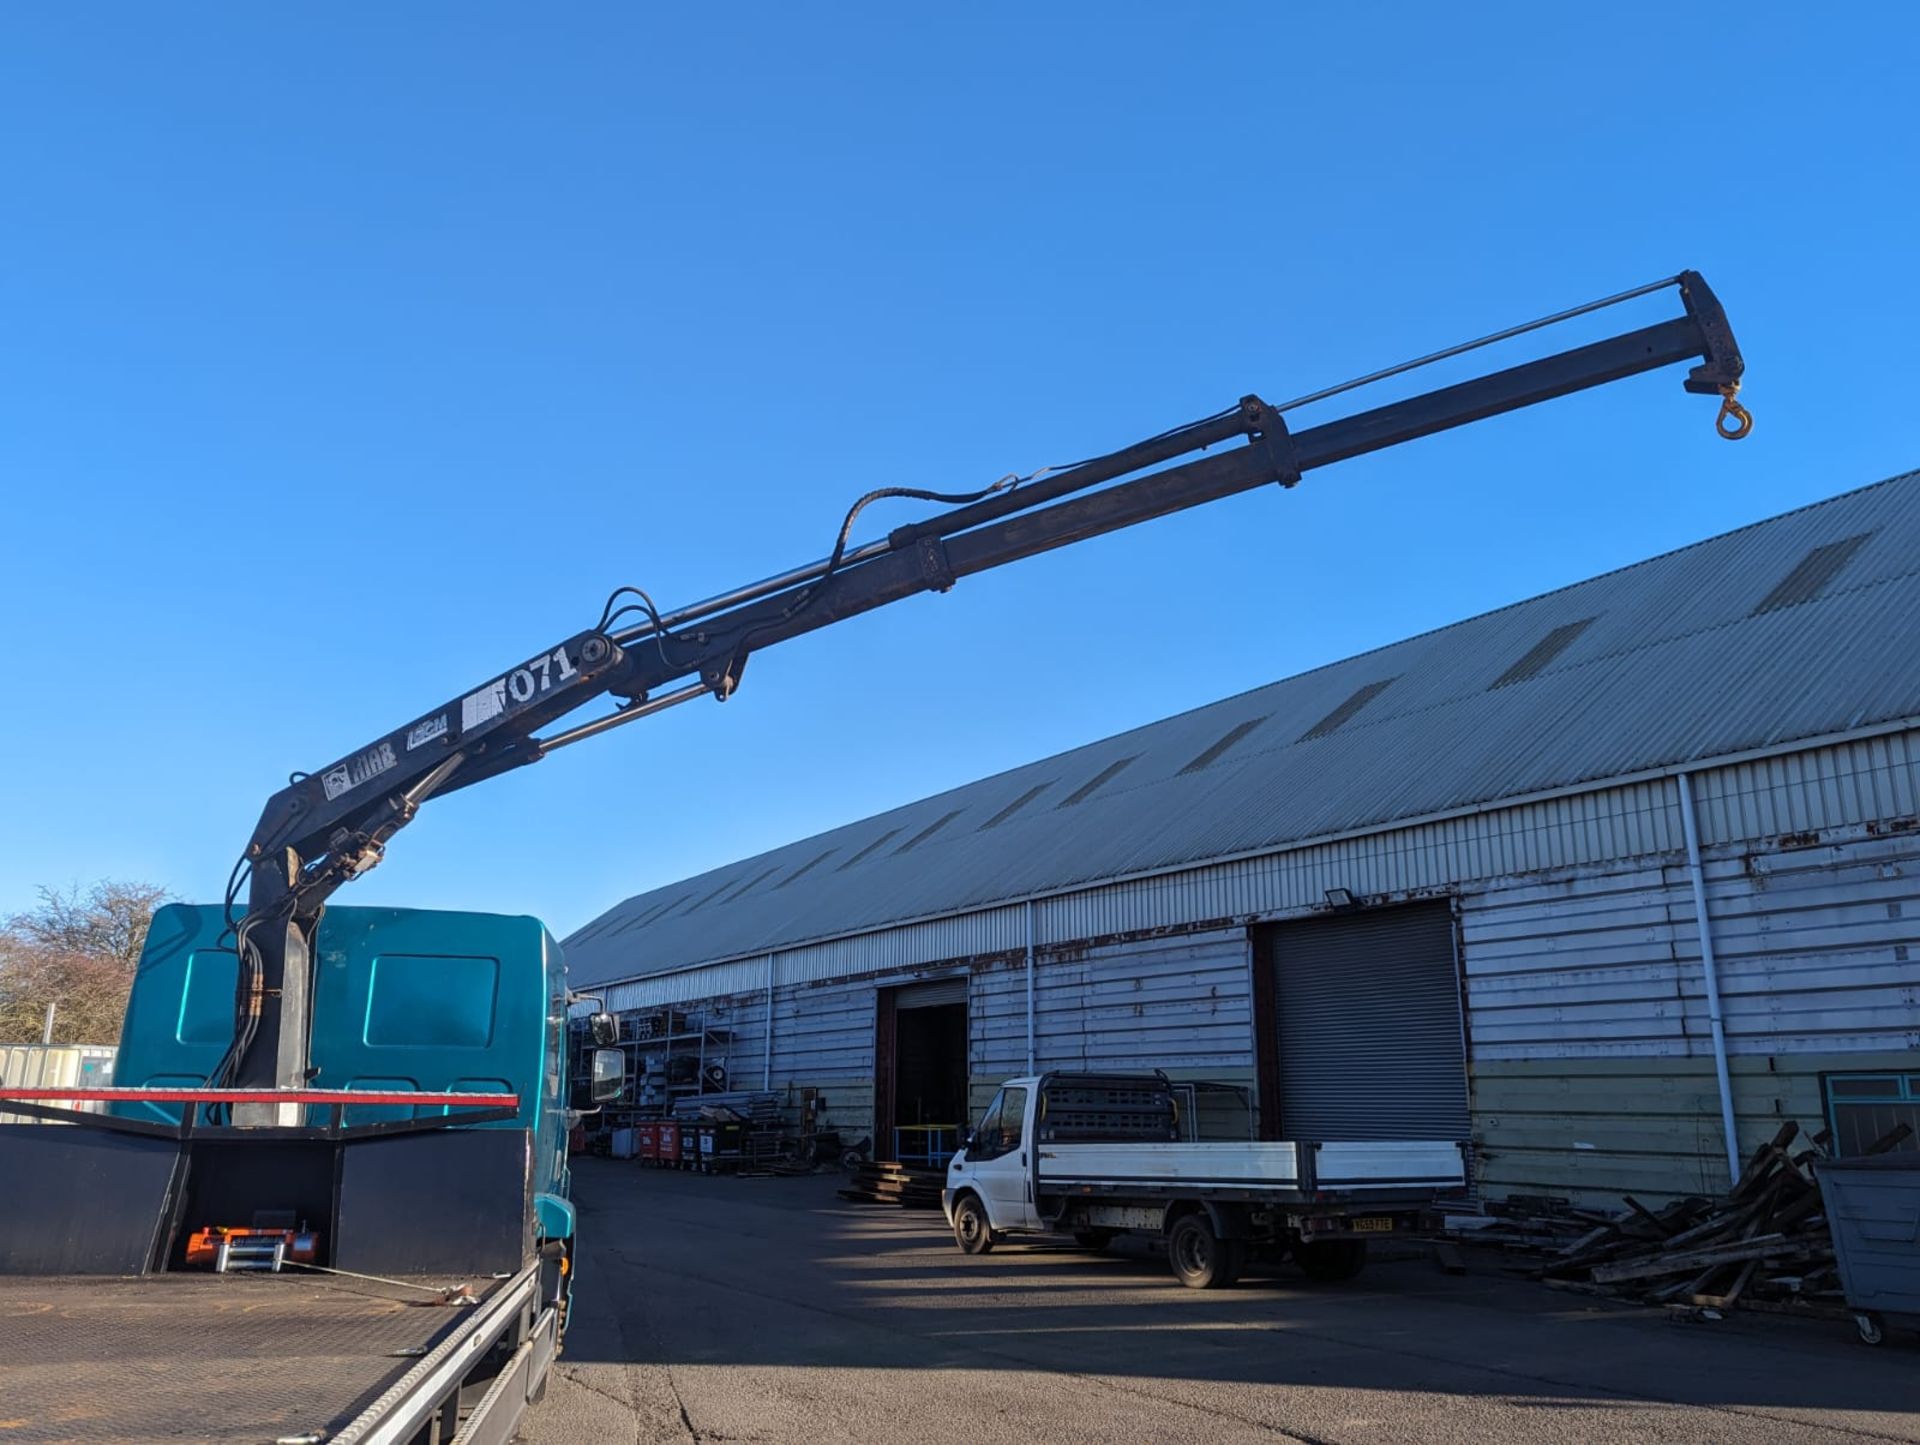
[{"xmin": 223, "ymin": 270, "xmax": 1745, "ymax": 1112}]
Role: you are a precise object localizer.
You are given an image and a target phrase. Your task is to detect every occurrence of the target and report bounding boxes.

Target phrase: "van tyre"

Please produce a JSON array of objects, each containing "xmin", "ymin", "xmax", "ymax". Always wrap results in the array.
[
  {"xmin": 1072, "ymin": 1228, "xmax": 1114, "ymax": 1252},
  {"xmin": 952, "ymin": 1194, "xmax": 996, "ymax": 1255},
  {"xmin": 1167, "ymin": 1213, "xmax": 1240, "ymax": 1289},
  {"xmin": 1294, "ymin": 1239, "xmax": 1368, "ymax": 1282}
]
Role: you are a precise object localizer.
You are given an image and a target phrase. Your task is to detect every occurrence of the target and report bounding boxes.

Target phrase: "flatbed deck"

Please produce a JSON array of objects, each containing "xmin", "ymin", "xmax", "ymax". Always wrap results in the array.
[{"xmin": 0, "ymin": 1271, "xmax": 506, "ymax": 1444}]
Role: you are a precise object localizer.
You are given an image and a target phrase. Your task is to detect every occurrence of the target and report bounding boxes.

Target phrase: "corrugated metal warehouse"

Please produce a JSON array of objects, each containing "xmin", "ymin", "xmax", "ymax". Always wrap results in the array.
[{"xmin": 567, "ymin": 471, "xmax": 1920, "ymax": 1205}]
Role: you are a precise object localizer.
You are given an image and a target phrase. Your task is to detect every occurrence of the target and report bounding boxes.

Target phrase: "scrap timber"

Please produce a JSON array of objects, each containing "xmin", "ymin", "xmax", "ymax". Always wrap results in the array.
[{"xmin": 1511, "ymin": 1122, "xmax": 1916, "ymax": 1320}]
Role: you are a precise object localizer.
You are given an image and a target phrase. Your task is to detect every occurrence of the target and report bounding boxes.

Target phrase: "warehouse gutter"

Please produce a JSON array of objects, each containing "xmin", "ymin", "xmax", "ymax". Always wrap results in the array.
[{"xmin": 1675, "ymin": 770, "xmax": 1743, "ymax": 1185}]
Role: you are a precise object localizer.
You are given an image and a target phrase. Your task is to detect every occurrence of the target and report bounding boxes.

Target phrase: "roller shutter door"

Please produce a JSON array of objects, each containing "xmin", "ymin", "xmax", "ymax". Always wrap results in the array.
[
  {"xmin": 892, "ymin": 976, "xmax": 968, "ymax": 1009},
  {"xmin": 1268, "ymin": 902, "xmax": 1468, "ymax": 1141}
]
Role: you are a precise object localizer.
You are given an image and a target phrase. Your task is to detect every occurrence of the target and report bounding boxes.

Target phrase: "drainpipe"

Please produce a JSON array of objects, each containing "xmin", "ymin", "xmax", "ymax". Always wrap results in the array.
[
  {"xmin": 1676, "ymin": 771, "xmax": 1742, "ymax": 1186},
  {"xmin": 763, "ymin": 954, "xmax": 775, "ymax": 1090},
  {"xmin": 1024, "ymin": 900, "xmax": 1037, "ymax": 1075}
]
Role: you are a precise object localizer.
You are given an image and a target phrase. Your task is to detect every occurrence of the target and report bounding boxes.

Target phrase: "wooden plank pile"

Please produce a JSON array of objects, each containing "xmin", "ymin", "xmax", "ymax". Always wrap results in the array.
[
  {"xmin": 1532, "ymin": 1121, "xmax": 1914, "ymax": 1320},
  {"xmin": 838, "ymin": 1160, "xmax": 944, "ymax": 1209}
]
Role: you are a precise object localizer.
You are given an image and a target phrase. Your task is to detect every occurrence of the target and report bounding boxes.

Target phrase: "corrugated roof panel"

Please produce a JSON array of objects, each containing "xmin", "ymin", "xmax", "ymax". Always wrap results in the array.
[{"xmin": 568, "ymin": 471, "xmax": 1920, "ymax": 985}]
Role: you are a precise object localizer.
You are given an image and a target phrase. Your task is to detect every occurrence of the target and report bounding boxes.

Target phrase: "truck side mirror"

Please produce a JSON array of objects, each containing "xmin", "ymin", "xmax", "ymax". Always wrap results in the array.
[
  {"xmin": 590, "ymin": 1048, "xmax": 624, "ymax": 1103},
  {"xmin": 589, "ymin": 1011, "xmax": 619, "ymax": 1047}
]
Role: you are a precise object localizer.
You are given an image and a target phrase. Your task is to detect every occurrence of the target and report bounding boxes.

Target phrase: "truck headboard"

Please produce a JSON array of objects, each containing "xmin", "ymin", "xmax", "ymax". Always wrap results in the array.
[{"xmin": 1037, "ymin": 1074, "xmax": 1179, "ymax": 1144}]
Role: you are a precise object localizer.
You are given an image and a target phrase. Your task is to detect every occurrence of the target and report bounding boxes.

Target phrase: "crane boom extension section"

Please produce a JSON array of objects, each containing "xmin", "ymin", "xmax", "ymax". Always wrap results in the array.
[{"xmin": 228, "ymin": 271, "xmax": 1745, "ymax": 1108}]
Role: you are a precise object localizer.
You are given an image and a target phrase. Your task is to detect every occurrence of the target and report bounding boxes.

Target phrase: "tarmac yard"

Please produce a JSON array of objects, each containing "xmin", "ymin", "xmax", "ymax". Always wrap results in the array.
[{"xmin": 522, "ymin": 1161, "xmax": 1919, "ymax": 1445}]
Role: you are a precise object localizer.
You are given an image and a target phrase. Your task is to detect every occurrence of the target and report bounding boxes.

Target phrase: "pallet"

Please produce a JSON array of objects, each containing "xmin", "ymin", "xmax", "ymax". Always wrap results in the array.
[{"xmin": 839, "ymin": 1161, "xmax": 945, "ymax": 1209}]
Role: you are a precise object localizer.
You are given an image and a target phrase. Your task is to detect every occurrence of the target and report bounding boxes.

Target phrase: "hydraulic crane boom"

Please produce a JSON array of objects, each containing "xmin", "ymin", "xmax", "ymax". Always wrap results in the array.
[{"xmin": 223, "ymin": 271, "xmax": 1747, "ymax": 1116}]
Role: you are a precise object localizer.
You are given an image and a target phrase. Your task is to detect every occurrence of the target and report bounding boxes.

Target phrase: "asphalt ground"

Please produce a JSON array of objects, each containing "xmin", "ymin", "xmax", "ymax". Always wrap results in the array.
[{"xmin": 522, "ymin": 1159, "xmax": 1920, "ymax": 1444}]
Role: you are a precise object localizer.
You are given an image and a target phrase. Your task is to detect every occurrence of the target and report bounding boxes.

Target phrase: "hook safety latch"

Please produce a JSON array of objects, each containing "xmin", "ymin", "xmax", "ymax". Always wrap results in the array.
[{"xmin": 1715, "ymin": 383, "xmax": 1753, "ymax": 441}]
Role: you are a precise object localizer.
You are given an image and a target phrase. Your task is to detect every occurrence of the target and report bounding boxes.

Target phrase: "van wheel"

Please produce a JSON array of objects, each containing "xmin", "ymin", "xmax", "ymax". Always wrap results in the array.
[
  {"xmin": 1295, "ymin": 1239, "xmax": 1368, "ymax": 1282},
  {"xmin": 1167, "ymin": 1213, "xmax": 1240, "ymax": 1289},
  {"xmin": 1073, "ymin": 1228, "xmax": 1114, "ymax": 1252},
  {"xmin": 952, "ymin": 1194, "xmax": 996, "ymax": 1255}
]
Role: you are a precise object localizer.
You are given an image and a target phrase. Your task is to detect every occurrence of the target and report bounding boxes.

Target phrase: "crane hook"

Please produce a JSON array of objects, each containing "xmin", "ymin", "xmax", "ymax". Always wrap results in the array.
[{"xmin": 1715, "ymin": 383, "xmax": 1752, "ymax": 441}]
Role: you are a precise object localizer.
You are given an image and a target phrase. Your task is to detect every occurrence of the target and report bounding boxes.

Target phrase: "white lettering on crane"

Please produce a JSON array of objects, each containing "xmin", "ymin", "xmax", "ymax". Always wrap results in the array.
[{"xmin": 461, "ymin": 646, "xmax": 579, "ymax": 733}]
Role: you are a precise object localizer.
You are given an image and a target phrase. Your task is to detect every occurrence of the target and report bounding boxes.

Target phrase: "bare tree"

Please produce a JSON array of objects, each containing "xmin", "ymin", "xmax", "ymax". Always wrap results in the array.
[{"xmin": 0, "ymin": 881, "xmax": 169, "ymax": 1045}]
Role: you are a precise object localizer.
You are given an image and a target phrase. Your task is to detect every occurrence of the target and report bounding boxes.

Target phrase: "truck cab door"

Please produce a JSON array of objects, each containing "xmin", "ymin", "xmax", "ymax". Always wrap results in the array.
[{"xmin": 963, "ymin": 1085, "xmax": 1037, "ymax": 1231}]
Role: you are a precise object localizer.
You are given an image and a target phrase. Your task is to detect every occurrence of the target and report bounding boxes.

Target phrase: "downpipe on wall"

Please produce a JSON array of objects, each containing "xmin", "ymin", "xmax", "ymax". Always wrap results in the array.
[
  {"xmin": 1675, "ymin": 770, "xmax": 1743, "ymax": 1186},
  {"xmin": 1025, "ymin": 900, "xmax": 1036, "ymax": 1075}
]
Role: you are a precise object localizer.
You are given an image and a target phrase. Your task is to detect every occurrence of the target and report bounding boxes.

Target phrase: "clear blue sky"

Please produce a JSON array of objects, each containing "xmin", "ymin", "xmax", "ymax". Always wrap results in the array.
[{"xmin": 1, "ymin": 7, "xmax": 1914, "ymax": 932}]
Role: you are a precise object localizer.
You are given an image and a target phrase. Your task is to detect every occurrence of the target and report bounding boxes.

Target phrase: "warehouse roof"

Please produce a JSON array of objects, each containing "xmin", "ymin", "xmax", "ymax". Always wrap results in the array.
[{"xmin": 567, "ymin": 470, "xmax": 1920, "ymax": 986}]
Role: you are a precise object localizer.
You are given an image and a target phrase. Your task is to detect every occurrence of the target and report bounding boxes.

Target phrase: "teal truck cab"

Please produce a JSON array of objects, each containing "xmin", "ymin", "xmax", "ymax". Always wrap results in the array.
[
  {"xmin": 114, "ymin": 903, "xmax": 583, "ymax": 1263},
  {"xmin": 0, "ymin": 903, "xmax": 623, "ymax": 1445}
]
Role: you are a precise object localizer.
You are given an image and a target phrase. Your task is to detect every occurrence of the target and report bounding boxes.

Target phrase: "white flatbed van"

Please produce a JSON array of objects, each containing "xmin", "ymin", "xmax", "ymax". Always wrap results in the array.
[{"xmin": 943, "ymin": 1072, "xmax": 1465, "ymax": 1287}]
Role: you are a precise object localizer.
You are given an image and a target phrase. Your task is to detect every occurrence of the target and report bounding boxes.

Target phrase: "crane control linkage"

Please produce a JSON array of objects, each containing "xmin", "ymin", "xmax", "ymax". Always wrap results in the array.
[{"xmin": 220, "ymin": 270, "xmax": 1747, "ymax": 1116}]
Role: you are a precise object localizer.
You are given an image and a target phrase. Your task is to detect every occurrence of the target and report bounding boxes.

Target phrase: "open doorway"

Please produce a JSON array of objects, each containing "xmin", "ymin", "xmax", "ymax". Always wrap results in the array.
[{"xmin": 874, "ymin": 977, "xmax": 968, "ymax": 1167}]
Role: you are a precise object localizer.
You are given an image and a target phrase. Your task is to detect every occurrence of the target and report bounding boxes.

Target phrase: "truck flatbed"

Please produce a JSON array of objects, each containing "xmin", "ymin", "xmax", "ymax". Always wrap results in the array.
[{"xmin": 0, "ymin": 1271, "xmax": 512, "ymax": 1444}]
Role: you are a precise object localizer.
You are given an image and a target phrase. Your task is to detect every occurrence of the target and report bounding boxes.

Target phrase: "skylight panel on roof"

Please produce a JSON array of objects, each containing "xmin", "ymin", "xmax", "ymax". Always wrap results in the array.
[
  {"xmin": 837, "ymin": 828, "xmax": 903, "ymax": 870},
  {"xmin": 685, "ymin": 876, "xmax": 745, "ymax": 914},
  {"xmin": 1489, "ymin": 618, "xmax": 1596, "ymax": 690},
  {"xmin": 1057, "ymin": 756, "xmax": 1137, "ymax": 807},
  {"xmin": 980, "ymin": 782, "xmax": 1051, "ymax": 829},
  {"xmin": 895, "ymin": 810, "xmax": 964, "ymax": 853},
  {"xmin": 565, "ymin": 916, "xmax": 617, "ymax": 946},
  {"xmin": 1298, "ymin": 679, "xmax": 1396, "ymax": 742},
  {"xmin": 1751, "ymin": 533, "xmax": 1873, "ymax": 615},
  {"xmin": 777, "ymin": 849, "xmax": 836, "ymax": 889},
  {"xmin": 1178, "ymin": 716, "xmax": 1269, "ymax": 775},
  {"xmin": 718, "ymin": 865, "xmax": 781, "ymax": 905},
  {"xmin": 617, "ymin": 894, "xmax": 690, "ymax": 933}
]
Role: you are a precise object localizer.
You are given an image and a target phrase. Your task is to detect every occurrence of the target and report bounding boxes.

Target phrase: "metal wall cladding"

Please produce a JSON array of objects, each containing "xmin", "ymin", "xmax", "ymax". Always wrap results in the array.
[
  {"xmin": 1462, "ymin": 829, "xmax": 1920, "ymax": 1063},
  {"xmin": 769, "ymin": 979, "xmax": 876, "ymax": 1086},
  {"xmin": 0, "ymin": 1044, "xmax": 117, "ymax": 1122},
  {"xmin": 568, "ymin": 471, "xmax": 1920, "ymax": 993},
  {"xmin": 971, "ymin": 929, "xmax": 1253, "ymax": 1092},
  {"xmin": 1689, "ymin": 732, "xmax": 1920, "ymax": 847}
]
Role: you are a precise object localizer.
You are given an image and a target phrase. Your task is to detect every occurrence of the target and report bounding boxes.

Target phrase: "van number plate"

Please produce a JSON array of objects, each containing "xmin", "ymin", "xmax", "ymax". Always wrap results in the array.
[{"xmin": 1350, "ymin": 1216, "xmax": 1394, "ymax": 1233}]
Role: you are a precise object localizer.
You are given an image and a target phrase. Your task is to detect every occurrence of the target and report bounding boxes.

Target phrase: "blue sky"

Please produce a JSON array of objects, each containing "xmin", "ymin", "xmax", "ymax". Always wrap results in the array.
[{"xmin": 1, "ymin": 7, "xmax": 1914, "ymax": 932}]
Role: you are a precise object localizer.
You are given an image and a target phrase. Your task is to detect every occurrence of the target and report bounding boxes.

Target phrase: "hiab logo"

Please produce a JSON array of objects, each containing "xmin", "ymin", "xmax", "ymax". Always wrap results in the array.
[{"xmin": 320, "ymin": 740, "xmax": 398, "ymax": 801}]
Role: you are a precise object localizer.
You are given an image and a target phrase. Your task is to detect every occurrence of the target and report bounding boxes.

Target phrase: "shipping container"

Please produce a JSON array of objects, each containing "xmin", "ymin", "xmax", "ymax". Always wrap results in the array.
[{"xmin": 0, "ymin": 1045, "xmax": 116, "ymax": 1123}]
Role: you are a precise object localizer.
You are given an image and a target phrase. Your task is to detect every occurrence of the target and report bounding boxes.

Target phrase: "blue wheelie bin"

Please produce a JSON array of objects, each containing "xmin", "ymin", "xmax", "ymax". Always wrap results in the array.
[{"xmin": 1813, "ymin": 1152, "xmax": 1920, "ymax": 1345}]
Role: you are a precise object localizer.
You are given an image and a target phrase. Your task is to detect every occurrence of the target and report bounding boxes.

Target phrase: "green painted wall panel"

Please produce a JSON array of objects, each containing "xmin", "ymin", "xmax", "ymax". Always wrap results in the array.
[{"xmin": 1470, "ymin": 1050, "xmax": 1916, "ymax": 1205}]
